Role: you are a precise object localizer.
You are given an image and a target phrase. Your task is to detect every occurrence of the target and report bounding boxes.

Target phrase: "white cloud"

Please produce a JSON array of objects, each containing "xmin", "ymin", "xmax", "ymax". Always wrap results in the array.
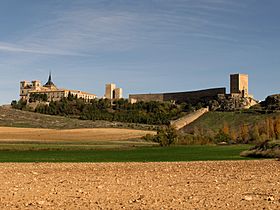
[{"xmin": 0, "ymin": 0, "xmax": 250, "ymax": 57}]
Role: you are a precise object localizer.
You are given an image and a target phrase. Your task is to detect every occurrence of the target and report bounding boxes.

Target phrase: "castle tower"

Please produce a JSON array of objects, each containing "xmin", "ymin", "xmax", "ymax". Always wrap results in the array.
[
  {"xmin": 20, "ymin": 81, "xmax": 30, "ymax": 100},
  {"xmin": 230, "ymin": 74, "xmax": 249, "ymax": 97},
  {"xmin": 114, "ymin": 88, "xmax": 123, "ymax": 99},
  {"xmin": 105, "ymin": 83, "xmax": 116, "ymax": 99}
]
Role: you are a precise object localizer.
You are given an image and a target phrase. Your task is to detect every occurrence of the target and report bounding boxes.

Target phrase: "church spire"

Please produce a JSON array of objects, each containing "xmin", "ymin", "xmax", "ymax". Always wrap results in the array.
[
  {"xmin": 47, "ymin": 71, "xmax": 52, "ymax": 84},
  {"xmin": 44, "ymin": 71, "xmax": 56, "ymax": 88}
]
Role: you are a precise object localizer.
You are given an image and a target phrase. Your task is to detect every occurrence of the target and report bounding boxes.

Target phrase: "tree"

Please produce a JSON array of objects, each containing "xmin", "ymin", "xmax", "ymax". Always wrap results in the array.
[
  {"xmin": 240, "ymin": 123, "xmax": 250, "ymax": 143},
  {"xmin": 269, "ymin": 118, "xmax": 276, "ymax": 139},
  {"xmin": 229, "ymin": 128, "xmax": 238, "ymax": 142},
  {"xmin": 265, "ymin": 118, "xmax": 276, "ymax": 140},
  {"xmin": 221, "ymin": 122, "xmax": 230, "ymax": 135},
  {"xmin": 154, "ymin": 126, "xmax": 178, "ymax": 146},
  {"xmin": 250, "ymin": 124, "xmax": 260, "ymax": 142},
  {"xmin": 274, "ymin": 117, "xmax": 280, "ymax": 139},
  {"xmin": 11, "ymin": 100, "xmax": 17, "ymax": 107},
  {"xmin": 215, "ymin": 129, "xmax": 231, "ymax": 144}
]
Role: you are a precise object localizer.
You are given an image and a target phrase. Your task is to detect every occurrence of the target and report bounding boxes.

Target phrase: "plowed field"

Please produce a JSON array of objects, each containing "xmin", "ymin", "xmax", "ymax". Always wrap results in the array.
[{"xmin": 0, "ymin": 160, "xmax": 279, "ymax": 209}]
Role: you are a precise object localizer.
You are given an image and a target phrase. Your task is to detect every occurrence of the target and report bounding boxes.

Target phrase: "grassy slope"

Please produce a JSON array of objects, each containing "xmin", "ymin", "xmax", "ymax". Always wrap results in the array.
[
  {"xmin": 182, "ymin": 111, "xmax": 280, "ymax": 133},
  {"xmin": 0, "ymin": 145, "xmax": 252, "ymax": 162},
  {"xmin": 0, "ymin": 106, "xmax": 157, "ymax": 130}
]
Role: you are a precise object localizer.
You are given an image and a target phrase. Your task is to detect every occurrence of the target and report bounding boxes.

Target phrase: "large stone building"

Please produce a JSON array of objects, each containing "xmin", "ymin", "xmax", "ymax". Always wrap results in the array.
[
  {"xmin": 129, "ymin": 73, "xmax": 257, "ymax": 110},
  {"xmin": 20, "ymin": 74, "xmax": 96, "ymax": 103},
  {"xmin": 104, "ymin": 83, "xmax": 123, "ymax": 100}
]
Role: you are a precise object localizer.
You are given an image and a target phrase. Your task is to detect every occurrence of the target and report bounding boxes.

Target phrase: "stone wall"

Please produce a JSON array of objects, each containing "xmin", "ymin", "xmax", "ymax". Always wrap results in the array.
[
  {"xmin": 129, "ymin": 88, "xmax": 226, "ymax": 104},
  {"xmin": 129, "ymin": 93, "xmax": 164, "ymax": 103},
  {"xmin": 170, "ymin": 107, "xmax": 209, "ymax": 130}
]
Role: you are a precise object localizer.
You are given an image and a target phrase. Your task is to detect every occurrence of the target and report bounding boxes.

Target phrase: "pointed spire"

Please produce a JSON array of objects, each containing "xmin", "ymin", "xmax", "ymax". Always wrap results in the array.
[
  {"xmin": 48, "ymin": 71, "xmax": 52, "ymax": 83},
  {"xmin": 44, "ymin": 71, "xmax": 56, "ymax": 88}
]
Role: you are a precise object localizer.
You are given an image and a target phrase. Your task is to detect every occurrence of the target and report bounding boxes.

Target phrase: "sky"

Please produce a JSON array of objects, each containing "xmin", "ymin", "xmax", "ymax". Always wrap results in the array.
[{"xmin": 0, "ymin": 0, "xmax": 279, "ymax": 104}]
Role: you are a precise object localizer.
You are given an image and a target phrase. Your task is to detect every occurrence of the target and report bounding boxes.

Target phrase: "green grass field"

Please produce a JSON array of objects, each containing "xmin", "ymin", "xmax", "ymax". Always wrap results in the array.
[{"xmin": 0, "ymin": 144, "xmax": 253, "ymax": 162}]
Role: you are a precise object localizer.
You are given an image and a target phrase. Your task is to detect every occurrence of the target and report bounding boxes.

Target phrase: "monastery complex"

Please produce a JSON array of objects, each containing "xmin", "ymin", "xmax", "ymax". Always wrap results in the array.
[{"xmin": 20, "ymin": 73, "xmax": 122, "ymax": 103}]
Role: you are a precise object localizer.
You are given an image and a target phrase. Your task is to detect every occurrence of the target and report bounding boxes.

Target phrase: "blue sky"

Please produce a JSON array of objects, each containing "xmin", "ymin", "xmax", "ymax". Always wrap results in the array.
[{"xmin": 0, "ymin": 0, "xmax": 279, "ymax": 104}]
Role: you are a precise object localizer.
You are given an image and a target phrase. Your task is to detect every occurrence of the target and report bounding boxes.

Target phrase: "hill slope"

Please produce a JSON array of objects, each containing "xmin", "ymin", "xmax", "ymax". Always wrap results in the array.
[
  {"xmin": 0, "ymin": 106, "xmax": 156, "ymax": 130},
  {"xmin": 181, "ymin": 111, "xmax": 280, "ymax": 134}
]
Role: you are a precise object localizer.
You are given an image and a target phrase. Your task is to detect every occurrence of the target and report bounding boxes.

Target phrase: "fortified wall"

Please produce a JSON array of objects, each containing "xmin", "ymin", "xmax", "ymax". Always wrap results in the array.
[
  {"xmin": 129, "ymin": 88, "xmax": 226, "ymax": 105},
  {"xmin": 170, "ymin": 107, "xmax": 209, "ymax": 130}
]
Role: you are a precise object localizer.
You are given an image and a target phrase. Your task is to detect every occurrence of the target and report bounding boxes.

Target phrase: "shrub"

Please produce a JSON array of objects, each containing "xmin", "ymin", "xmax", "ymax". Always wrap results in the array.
[
  {"xmin": 153, "ymin": 126, "xmax": 178, "ymax": 147},
  {"xmin": 240, "ymin": 140, "xmax": 280, "ymax": 158},
  {"xmin": 214, "ymin": 131, "xmax": 232, "ymax": 144}
]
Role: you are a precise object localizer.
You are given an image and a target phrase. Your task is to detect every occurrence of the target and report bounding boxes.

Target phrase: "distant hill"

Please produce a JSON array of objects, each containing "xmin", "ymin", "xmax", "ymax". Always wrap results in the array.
[{"xmin": 0, "ymin": 106, "xmax": 157, "ymax": 130}]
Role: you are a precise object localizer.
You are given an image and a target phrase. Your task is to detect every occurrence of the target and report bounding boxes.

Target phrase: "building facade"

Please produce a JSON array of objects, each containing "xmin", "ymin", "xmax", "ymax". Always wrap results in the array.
[{"xmin": 20, "ymin": 74, "xmax": 96, "ymax": 103}]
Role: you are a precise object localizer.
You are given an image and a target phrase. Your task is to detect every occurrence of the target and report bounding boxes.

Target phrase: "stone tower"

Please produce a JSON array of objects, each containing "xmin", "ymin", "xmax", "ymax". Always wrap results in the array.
[
  {"xmin": 105, "ymin": 84, "xmax": 123, "ymax": 100},
  {"xmin": 20, "ymin": 81, "xmax": 30, "ymax": 101},
  {"xmin": 230, "ymin": 74, "xmax": 249, "ymax": 97},
  {"xmin": 114, "ymin": 88, "xmax": 123, "ymax": 99},
  {"xmin": 105, "ymin": 84, "xmax": 116, "ymax": 99}
]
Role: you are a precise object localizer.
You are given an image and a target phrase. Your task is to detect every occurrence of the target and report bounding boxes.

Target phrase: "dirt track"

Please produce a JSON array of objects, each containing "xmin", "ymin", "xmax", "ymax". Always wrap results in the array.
[
  {"xmin": 0, "ymin": 160, "xmax": 279, "ymax": 209},
  {"xmin": 0, "ymin": 127, "xmax": 155, "ymax": 141}
]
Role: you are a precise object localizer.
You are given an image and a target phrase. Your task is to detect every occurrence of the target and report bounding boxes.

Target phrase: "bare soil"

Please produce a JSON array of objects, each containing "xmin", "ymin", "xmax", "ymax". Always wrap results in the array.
[
  {"xmin": 0, "ymin": 160, "xmax": 279, "ymax": 209},
  {"xmin": 0, "ymin": 127, "xmax": 155, "ymax": 142}
]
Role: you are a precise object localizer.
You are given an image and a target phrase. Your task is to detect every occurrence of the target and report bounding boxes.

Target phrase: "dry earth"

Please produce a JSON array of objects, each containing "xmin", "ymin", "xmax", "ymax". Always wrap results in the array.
[
  {"xmin": 0, "ymin": 160, "xmax": 279, "ymax": 209},
  {"xmin": 0, "ymin": 127, "xmax": 155, "ymax": 142}
]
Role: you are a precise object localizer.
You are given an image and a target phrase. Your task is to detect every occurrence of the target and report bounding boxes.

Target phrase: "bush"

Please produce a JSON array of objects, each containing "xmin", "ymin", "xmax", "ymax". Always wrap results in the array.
[
  {"xmin": 11, "ymin": 99, "xmax": 27, "ymax": 110},
  {"xmin": 214, "ymin": 130, "xmax": 232, "ymax": 144},
  {"xmin": 240, "ymin": 140, "xmax": 280, "ymax": 158},
  {"xmin": 142, "ymin": 134, "xmax": 156, "ymax": 142},
  {"xmin": 178, "ymin": 134, "xmax": 213, "ymax": 145},
  {"xmin": 153, "ymin": 126, "xmax": 178, "ymax": 147}
]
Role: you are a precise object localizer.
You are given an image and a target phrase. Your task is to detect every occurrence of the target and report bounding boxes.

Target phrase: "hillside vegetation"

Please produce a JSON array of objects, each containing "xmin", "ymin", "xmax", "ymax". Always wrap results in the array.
[
  {"xmin": 182, "ymin": 111, "xmax": 280, "ymax": 133},
  {"xmin": 12, "ymin": 97, "xmax": 190, "ymax": 125},
  {"xmin": 0, "ymin": 106, "xmax": 157, "ymax": 130},
  {"xmin": 180, "ymin": 111, "xmax": 280, "ymax": 144}
]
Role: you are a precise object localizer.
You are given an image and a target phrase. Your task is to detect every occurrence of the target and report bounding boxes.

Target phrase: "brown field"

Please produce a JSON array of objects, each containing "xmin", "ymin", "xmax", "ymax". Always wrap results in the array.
[
  {"xmin": 0, "ymin": 127, "xmax": 155, "ymax": 142},
  {"xmin": 0, "ymin": 160, "xmax": 279, "ymax": 209}
]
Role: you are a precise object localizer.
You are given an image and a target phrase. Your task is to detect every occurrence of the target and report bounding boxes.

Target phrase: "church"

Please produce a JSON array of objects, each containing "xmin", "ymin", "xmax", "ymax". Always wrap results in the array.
[{"xmin": 20, "ymin": 73, "xmax": 96, "ymax": 103}]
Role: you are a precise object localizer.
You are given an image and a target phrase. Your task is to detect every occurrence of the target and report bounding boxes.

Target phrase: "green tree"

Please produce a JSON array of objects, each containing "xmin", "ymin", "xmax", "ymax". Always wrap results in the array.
[{"xmin": 154, "ymin": 126, "xmax": 178, "ymax": 146}]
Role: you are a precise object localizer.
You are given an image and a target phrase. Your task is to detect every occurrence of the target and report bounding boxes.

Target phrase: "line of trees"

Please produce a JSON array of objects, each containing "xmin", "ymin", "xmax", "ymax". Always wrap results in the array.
[
  {"xmin": 177, "ymin": 116, "xmax": 280, "ymax": 145},
  {"xmin": 202, "ymin": 117, "xmax": 280, "ymax": 144},
  {"xmin": 29, "ymin": 95, "xmax": 188, "ymax": 125}
]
